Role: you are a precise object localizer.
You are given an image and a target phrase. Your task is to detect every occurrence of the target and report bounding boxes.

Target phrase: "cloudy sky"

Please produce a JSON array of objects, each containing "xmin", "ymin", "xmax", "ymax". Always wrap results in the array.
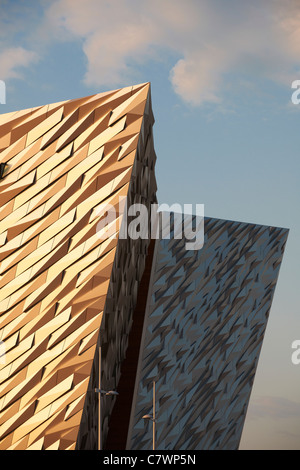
[{"xmin": 0, "ymin": 0, "xmax": 299, "ymax": 449}]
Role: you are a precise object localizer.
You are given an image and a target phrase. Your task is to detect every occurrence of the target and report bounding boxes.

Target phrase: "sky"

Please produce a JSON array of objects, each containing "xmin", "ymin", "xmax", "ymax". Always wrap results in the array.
[{"xmin": 0, "ymin": 0, "xmax": 299, "ymax": 450}]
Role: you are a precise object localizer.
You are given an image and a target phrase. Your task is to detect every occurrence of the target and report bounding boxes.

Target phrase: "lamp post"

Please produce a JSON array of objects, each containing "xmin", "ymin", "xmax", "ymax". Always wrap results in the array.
[
  {"xmin": 95, "ymin": 346, "xmax": 119, "ymax": 450},
  {"xmin": 142, "ymin": 381, "xmax": 156, "ymax": 450}
]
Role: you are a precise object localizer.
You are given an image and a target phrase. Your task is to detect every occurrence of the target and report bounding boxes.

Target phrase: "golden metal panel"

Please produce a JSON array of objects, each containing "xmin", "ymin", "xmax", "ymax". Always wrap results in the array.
[
  {"xmin": 0, "ymin": 83, "xmax": 156, "ymax": 450},
  {"xmin": 26, "ymin": 108, "xmax": 64, "ymax": 147}
]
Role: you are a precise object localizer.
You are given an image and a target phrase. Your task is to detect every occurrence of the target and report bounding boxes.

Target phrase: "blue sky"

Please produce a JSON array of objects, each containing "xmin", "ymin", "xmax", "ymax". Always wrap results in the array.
[{"xmin": 0, "ymin": 0, "xmax": 299, "ymax": 449}]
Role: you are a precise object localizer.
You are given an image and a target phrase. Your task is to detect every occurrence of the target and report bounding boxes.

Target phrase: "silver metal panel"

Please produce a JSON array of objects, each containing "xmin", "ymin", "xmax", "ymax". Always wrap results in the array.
[{"xmin": 128, "ymin": 216, "xmax": 288, "ymax": 450}]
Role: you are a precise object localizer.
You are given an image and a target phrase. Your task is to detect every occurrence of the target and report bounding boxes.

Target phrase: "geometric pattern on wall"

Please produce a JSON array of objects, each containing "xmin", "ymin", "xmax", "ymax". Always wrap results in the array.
[
  {"xmin": 0, "ymin": 83, "xmax": 157, "ymax": 450},
  {"xmin": 127, "ymin": 215, "xmax": 289, "ymax": 450},
  {"xmin": 0, "ymin": 82, "xmax": 289, "ymax": 451},
  {"xmin": 76, "ymin": 86, "xmax": 157, "ymax": 450}
]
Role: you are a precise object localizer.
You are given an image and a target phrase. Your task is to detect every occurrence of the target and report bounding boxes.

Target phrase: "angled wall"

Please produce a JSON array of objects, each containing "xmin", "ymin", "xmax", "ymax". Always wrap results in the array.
[
  {"xmin": 127, "ymin": 215, "xmax": 288, "ymax": 450},
  {"xmin": 0, "ymin": 83, "xmax": 289, "ymax": 451},
  {"xmin": 0, "ymin": 83, "xmax": 157, "ymax": 450}
]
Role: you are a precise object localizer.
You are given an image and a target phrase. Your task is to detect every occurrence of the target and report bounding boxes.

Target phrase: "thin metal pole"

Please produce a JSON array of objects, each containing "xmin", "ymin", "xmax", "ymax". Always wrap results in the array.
[
  {"xmin": 153, "ymin": 381, "xmax": 155, "ymax": 451},
  {"xmin": 98, "ymin": 346, "xmax": 101, "ymax": 451}
]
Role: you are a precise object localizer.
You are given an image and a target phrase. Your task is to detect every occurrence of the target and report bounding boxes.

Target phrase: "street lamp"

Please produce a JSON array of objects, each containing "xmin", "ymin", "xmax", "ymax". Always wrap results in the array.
[
  {"xmin": 95, "ymin": 389, "xmax": 119, "ymax": 396},
  {"xmin": 142, "ymin": 381, "xmax": 156, "ymax": 450}
]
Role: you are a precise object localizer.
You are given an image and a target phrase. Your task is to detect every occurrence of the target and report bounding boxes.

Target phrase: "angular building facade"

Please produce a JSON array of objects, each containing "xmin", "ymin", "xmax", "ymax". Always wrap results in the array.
[
  {"xmin": 126, "ymin": 215, "xmax": 288, "ymax": 450},
  {"xmin": 0, "ymin": 84, "xmax": 288, "ymax": 450},
  {"xmin": 0, "ymin": 83, "xmax": 157, "ymax": 450}
]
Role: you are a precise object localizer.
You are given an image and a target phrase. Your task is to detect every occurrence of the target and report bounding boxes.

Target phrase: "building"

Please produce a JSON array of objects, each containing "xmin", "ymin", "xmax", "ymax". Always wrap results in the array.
[{"xmin": 0, "ymin": 84, "xmax": 288, "ymax": 450}]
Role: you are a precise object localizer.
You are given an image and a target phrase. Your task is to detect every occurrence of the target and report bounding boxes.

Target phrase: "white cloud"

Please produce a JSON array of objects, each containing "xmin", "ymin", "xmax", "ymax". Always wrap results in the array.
[
  {"xmin": 169, "ymin": 47, "xmax": 227, "ymax": 106},
  {"xmin": 42, "ymin": 0, "xmax": 300, "ymax": 106},
  {"xmin": 44, "ymin": 0, "xmax": 168, "ymax": 86},
  {"xmin": 0, "ymin": 47, "xmax": 39, "ymax": 81},
  {"xmin": 3, "ymin": 0, "xmax": 300, "ymax": 106}
]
